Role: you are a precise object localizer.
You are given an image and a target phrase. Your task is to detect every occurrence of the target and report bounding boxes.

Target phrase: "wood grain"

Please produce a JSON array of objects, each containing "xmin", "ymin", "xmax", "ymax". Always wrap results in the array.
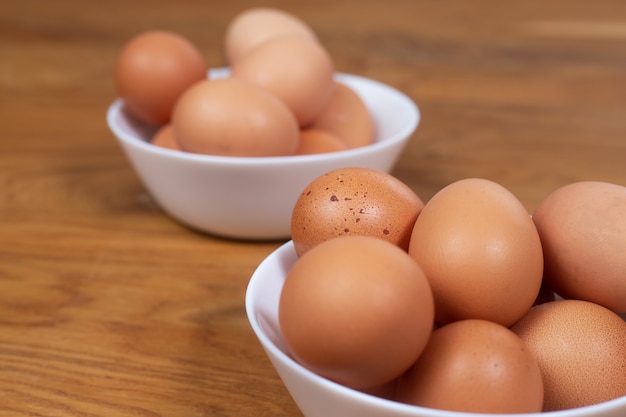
[{"xmin": 2, "ymin": 0, "xmax": 626, "ymax": 415}]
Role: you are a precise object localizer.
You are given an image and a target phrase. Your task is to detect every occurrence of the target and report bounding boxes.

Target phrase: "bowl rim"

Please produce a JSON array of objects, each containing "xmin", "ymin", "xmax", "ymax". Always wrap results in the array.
[
  {"xmin": 106, "ymin": 69, "xmax": 420, "ymax": 167},
  {"xmin": 245, "ymin": 240, "xmax": 626, "ymax": 417}
]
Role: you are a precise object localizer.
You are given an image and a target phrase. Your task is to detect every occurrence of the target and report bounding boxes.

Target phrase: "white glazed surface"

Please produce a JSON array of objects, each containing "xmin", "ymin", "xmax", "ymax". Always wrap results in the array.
[
  {"xmin": 245, "ymin": 240, "xmax": 626, "ymax": 417},
  {"xmin": 107, "ymin": 68, "xmax": 420, "ymax": 240}
]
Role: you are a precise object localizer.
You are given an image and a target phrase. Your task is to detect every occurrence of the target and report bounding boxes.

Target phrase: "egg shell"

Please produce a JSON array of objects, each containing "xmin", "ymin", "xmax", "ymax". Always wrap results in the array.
[
  {"xmin": 511, "ymin": 299, "xmax": 626, "ymax": 411},
  {"xmin": 311, "ymin": 81, "xmax": 375, "ymax": 149},
  {"xmin": 171, "ymin": 77, "xmax": 299, "ymax": 157},
  {"xmin": 408, "ymin": 178, "xmax": 544, "ymax": 327},
  {"xmin": 151, "ymin": 124, "xmax": 181, "ymax": 151},
  {"xmin": 115, "ymin": 30, "xmax": 207, "ymax": 125},
  {"xmin": 279, "ymin": 235, "xmax": 434, "ymax": 390},
  {"xmin": 532, "ymin": 181, "xmax": 626, "ymax": 313},
  {"xmin": 396, "ymin": 319, "xmax": 544, "ymax": 414},
  {"xmin": 224, "ymin": 7, "xmax": 318, "ymax": 65},
  {"xmin": 295, "ymin": 128, "xmax": 347, "ymax": 155},
  {"xmin": 290, "ymin": 167, "xmax": 424, "ymax": 257},
  {"xmin": 231, "ymin": 36, "xmax": 335, "ymax": 127}
]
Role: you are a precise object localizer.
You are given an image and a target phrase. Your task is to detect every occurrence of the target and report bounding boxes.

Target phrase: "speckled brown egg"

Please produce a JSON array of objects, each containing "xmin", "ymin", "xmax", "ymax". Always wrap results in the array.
[
  {"xmin": 408, "ymin": 178, "xmax": 544, "ymax": 327},
  {"xmin": 395, "ymin": 319, "xmax": 544, "ymax": 414},
  {"xmin": 532, "ymin": 181, "xmax": 626, "ymax": 314},
  {"xmin": 290, "ymin": 167, "xmax": 424, "ymax": 257},
  {"xmin": 511, "ymin": 299, "xmax": 626, "ymax": 411}
]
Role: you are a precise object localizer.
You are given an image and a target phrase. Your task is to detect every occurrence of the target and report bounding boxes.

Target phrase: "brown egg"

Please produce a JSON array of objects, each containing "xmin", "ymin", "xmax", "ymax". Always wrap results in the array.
[
  {"xmin": 171, "ymin": 78, "xmax": 299, "ymax": 157},
  {"xmin": 279, "ymin": 235, "xmax": 434, "ymax": 390},
  {"xmin": 151, "ymin": 124, "xmax": 181, "ymax": 151},
  {"xmin": 310, "ymin": 81, "xmax": 375, "ymax": 149},
  {"xmin": 115, "ymin": 30, "xmax": 207, "ymax": 125},
  {"xmin": 358, "ymin": 378, "xmax": 399, "ymax": 400},
  {"xmin": 290, "ymin": 167, "xmax": 424, "ymax": 257},
  {"xmin": 295, "ymin": 128, "xmax": 347, "ymax": 155},
  {"xmin": 408, "ymin": 178, "xmax": 543, "ymax": 327},
  {"xmin": 511, "ymin": 299, "xmax": 626, "ymax": 411},
  {"xmin": 231, "ymin": 36, "xmax": 335, "ymax": 127},
  {"xmin": 224, "ymin": 7, "xmax": 318, "ymax": 65},
  {"xmin": 395, "ymin": 319, "xmax": 543, "ymax": 414},
  {"xmin": 532, "ymin": 181, "xmax": 626, "ymax": 313}
]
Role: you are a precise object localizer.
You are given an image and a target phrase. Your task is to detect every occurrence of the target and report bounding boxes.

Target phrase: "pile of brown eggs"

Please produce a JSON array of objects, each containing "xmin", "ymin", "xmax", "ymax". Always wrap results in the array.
[
  {"xmin": 114, "ymin": 7, "xmax": 374, "ymax": 157},
  {"xmin": 279, "ymin": 167, "xmax": 626, "ymax": 414}
]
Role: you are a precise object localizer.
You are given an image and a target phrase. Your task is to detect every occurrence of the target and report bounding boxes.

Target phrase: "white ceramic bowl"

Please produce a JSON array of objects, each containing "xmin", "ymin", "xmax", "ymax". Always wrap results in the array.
[
  {"xmin": 106, "ymin": 68, "xmax": 419, "ymax": 240},
  {"xmin": 245, "ymin": 240, "xmax": 626, "ymax": 417}
]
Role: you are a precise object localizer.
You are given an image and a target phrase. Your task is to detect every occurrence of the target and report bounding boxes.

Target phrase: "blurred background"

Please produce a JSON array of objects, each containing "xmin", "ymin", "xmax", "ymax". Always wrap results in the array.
[{"xmin": 4, "ymin": 0, "xmax": 626, "ymax": 211}]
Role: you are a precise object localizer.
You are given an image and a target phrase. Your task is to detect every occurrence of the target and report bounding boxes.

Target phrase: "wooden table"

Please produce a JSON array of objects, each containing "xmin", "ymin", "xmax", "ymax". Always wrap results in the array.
[{"xmin": 2, "ymin": 0, "xmax": 626, "ymax": 415}]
